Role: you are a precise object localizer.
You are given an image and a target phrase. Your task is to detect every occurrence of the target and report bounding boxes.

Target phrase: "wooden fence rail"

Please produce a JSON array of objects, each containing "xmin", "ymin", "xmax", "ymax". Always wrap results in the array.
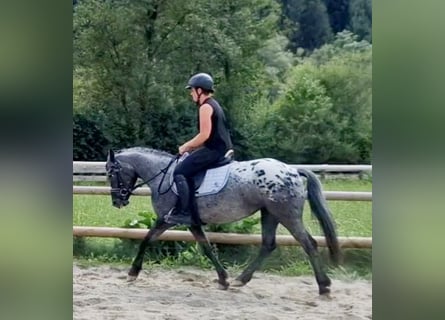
[
  {"xmin": 73, "ymin": 186, "xmax": 372, "ymax": 201},
  {"xmin": 73, "ymin": 161, "xmax": 372, "ymax": 173},
  {"xmin": 73, "ymin": 226, "xmax": 372, "ymax": 249},
  {"xmin": 73, "ymin": 161, "xmax": 372, "ymax": 182}
]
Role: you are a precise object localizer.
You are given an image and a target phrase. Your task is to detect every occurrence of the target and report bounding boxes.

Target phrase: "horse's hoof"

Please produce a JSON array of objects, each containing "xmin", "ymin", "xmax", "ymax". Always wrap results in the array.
[
  {"xmin": 231, "ymin": 280, "xmax": 246, "ymax": 287},
  {"xmin": 319, "ymin": 292, "xmax": 333, "ymax": 300},
  {"xmin": 319, "ymin": 286, "xmax": 331, "ymax": 297},
  {"xmin": 218, "ymin": 282, "xmax": 230, "ymax": 290},
  {"xmin": 127, "ymin": 275, "xmax": 138, "ymax": 282}
]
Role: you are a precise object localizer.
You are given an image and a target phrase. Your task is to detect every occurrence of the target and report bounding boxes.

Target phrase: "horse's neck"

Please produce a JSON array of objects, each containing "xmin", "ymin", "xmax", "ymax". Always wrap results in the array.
[
  {"xmin": 131, "ymin": 153, "xmax": 173, "ymax": 190},
  {"xmin": 130, "ymin": 153, "xmax": 177, "ymax": 215}
]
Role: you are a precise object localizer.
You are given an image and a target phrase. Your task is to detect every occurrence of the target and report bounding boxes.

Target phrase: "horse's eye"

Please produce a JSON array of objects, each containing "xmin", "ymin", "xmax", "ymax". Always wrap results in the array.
[{"xmin": 107, "ymin": 171, "xmax": 116, "ymax": 181}]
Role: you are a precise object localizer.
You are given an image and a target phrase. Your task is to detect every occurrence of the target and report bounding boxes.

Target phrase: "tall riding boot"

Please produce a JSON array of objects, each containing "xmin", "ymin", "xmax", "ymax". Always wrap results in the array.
[
  {"xmin": 188, "ymin": 181, "xmax": 202, "ymax": 226},
  {"xmin": 165, "ymin": 174, "xmax": 193, "ymax": 226}
]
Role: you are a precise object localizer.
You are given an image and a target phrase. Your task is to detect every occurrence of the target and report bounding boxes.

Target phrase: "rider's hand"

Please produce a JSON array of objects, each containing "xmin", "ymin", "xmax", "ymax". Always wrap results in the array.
[{"xmin": 178, "ymin": 144, "xmax": 189, "ymax": 155}]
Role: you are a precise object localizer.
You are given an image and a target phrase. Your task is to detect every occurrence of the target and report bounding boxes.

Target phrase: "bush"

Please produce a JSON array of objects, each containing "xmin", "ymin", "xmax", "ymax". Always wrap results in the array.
[
  {"xmin": 120, "ymin": 211, "xmax": 191, "ymax": 261},
  {"xmin": 253, "ymin": 65, "xmax": 343, "ymax": 163}
]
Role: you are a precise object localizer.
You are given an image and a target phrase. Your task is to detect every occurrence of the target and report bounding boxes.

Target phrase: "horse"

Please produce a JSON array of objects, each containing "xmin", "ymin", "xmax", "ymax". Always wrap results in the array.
[{"xmin": 105, "ymin": 147, "xmax": 340, "ymax": 295}]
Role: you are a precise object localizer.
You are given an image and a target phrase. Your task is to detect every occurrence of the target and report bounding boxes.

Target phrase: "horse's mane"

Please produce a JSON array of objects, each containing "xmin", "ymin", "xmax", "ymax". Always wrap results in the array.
[{"xmin": 116, "ymin": 147, "xmax": 174, "ymax": 159}]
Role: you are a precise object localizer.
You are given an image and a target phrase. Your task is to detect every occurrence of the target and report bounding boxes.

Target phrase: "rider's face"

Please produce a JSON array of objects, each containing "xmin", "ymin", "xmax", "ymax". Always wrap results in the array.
[{"xmin": 190, "ymin": 88, "xmax": 200, "ymax": 102}]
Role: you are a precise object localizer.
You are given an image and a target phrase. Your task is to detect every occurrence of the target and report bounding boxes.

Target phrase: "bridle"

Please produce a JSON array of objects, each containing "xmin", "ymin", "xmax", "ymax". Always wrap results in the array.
[{"xmin": 108, "ymin": 155, "xmax": 180, "ymax": 201}]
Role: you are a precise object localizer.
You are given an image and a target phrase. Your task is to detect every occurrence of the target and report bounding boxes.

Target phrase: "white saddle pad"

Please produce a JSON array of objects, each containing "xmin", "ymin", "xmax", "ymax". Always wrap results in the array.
[{"xmin": 171, "ymin": 163, "xmax": 232, "ymax": 197}]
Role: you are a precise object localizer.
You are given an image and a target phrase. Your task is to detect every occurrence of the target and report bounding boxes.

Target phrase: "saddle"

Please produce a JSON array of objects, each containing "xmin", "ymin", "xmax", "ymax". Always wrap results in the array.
[{"xmin": 171, "ymin": 149, "xmax": 234, "ymax": 197}]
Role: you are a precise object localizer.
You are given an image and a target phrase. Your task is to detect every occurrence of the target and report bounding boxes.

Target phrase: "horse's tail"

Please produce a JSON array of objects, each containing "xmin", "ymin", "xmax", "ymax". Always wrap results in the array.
[{"xmin": 298, "ymin": 168, "xmax": 341, "ymax": 265}]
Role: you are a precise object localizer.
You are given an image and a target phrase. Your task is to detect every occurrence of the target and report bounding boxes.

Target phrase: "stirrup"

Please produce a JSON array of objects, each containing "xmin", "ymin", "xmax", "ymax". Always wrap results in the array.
[
  {"xmin": 225, "ymin": 149, "xmax": 234, "ymax": 160},
  {"xmin": 164, "ymin": 207, "xmax": 175, "ymax": 221},
  {"xmin": 164, "ymin": 211, "xmax": 192, "ymax": 226}
]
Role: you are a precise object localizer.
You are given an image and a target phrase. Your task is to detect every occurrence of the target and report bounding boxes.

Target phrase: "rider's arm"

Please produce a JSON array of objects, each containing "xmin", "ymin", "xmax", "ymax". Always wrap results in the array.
[{"xmin": 179, "ymin": 104, "xmax": 213, "ymax": 154}]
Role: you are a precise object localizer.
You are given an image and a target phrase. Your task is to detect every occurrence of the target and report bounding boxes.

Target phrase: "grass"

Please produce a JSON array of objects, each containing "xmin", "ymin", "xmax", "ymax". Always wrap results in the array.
[
  {"xmin": 73, "ymin": 195, "xmax": 148, "ymax": 227},
  {"xmin": 73, "ymin": 178, "xmax": 372, "ymax": 279}
]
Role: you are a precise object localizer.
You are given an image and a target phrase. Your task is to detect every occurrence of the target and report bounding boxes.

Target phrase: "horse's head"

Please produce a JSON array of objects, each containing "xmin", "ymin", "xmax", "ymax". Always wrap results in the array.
[{"xmin": 106, "ymin": 149, "xmax": 138, "ymax": 208}]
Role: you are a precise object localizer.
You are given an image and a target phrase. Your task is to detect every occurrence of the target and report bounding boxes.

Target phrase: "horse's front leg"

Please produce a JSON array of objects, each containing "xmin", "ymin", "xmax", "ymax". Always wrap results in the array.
[
  {"xmin": 189, "ymin": 225, "xmax": 229, "ymax": 290},
  {"xmin": 128, "ymin": 218, "xmax": 174, "ymax": 281}
]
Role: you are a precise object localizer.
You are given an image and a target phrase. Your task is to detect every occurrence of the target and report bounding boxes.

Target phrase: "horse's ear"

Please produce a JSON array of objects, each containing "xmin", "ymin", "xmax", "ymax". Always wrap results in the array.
[{"xmin": 108, "ymin": 149, "xmax": 115, "ymax": 162}]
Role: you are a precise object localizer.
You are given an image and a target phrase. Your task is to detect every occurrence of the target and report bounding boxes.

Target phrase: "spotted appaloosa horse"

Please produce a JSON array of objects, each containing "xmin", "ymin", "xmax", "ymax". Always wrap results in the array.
[{"xmin": 106, "ymin": 148, "xmax": 340, "ymax": 295}]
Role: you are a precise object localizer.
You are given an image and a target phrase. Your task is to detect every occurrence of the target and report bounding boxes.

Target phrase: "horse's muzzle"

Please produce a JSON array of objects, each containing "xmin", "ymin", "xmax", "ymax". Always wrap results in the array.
[{"xmin": 112, "ymin": 199, "xmax": 129, "ymax": 208}]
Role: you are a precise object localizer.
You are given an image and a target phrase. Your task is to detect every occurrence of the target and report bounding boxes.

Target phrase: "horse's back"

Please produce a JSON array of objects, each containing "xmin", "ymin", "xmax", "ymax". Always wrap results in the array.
[
  {"xmin": 196, "ymin": 158, "xmax": 305, "ymax": 224},
  {"xmin": 229, "ymin": 158, "xmax": 304, "ymax": 202}
]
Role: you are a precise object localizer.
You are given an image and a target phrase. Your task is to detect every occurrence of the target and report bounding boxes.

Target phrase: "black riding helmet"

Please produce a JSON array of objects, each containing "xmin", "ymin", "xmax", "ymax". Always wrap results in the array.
[{"xmin": 185, "ymin": 73, "xmax": 214, "ymax": 92}]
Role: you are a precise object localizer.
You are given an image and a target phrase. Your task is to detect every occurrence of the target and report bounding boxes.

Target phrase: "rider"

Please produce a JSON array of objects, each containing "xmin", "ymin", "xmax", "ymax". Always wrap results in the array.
[{"xmin": 166, "ymin": 72, "xmax": 233, "ymax": 226}]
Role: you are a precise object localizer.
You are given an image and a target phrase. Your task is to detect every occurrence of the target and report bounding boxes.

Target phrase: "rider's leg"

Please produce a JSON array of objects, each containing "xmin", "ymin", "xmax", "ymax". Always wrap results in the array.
[
  {"xmin": 167, "ymin": 174, "xmax": 201, "ymax": 226},
  {"xmin": 166, "ymin": 147, "xmax": 221, "ymax": 226},
  {"xmin": 165, "ymin": 171, "xmax": 194, "ymax": 226},
  {"xmin": 165, "ymin": 152, "xmax": 198, "ymax": 226},
  {"xmin": 173, "ymin": 174, "xmax": 191, "ymax": 214}
]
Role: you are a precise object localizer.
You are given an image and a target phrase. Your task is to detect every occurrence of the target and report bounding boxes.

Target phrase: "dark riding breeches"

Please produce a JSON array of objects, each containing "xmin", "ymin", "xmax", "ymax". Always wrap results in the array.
[
  {"xmin": 173, "ymin": 147, "xmax": 223, "ymax": 223},
  {"xmin": 174, "ymin": 147, "xmax": 223, "ymax": 178}
]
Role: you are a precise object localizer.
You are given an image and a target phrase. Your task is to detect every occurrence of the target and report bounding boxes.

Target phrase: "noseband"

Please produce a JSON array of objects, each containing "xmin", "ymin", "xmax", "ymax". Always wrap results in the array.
[{"xmin": 108, "ymin": 162, "xmax": 132, "ymax": 200}]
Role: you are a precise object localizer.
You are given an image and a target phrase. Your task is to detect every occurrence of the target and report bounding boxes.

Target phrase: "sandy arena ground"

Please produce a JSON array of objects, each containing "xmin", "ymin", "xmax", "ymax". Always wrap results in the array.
[{"xmin": 73, "ymin": 264, "xmax": 372, "ymax": 320}]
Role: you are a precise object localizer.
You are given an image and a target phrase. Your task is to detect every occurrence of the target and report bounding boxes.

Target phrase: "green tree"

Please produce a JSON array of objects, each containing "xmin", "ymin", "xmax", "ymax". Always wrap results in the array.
[
  {"xmin": 323, "ymin": 0, "xmax": 350, "ymax": 33},
  {"xmin": 349, "ymin": 0, "xmax": 372, "ymax": 42},
  {"xmin": 250, "ymin": 32, "xmax": 372, "ymax": 163},
  {"xmin": 73, "ymin": 112, "xmax": 109, "ymax": 161},
  {"xmin": 313, "ymin": 53, "xmax": 372, "ymax": 163},
  {"xmin": 256, "ymin": 34, "xmax": 295, "ymax": 101},
  {"xmin": 253, "ymin": 64, "xmax": 348, "ymax": 163},
  {"xmin": 279, "ymin": 0, "xmax": 333, "ymax": 52},
  {"xmin": 310, "ymin": 30, "xmax": 371, "ymax": 64},
  {"xmin": 73, "ymin": 0, "xmax": 280, "ymax": 157}
]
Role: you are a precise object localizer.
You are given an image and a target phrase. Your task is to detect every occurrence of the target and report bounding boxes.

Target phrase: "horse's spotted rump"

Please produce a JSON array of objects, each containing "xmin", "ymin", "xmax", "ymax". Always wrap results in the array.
[
  {"xmin": 255, "ymin": 169, "xmax": 265, "ymax": 177},
  {"xmin": 244, "ymin": 159, "xmax": 303, "ymax": 202}
]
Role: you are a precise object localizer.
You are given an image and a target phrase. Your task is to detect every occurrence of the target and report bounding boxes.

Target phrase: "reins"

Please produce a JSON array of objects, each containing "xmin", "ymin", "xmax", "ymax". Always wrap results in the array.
[{"xmin": 129, "ymin": 154, "xmax": 180, "ymax": 195}]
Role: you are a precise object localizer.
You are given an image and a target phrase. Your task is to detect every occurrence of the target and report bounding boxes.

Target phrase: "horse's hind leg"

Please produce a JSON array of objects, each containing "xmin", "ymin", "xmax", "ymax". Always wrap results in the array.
[
  {"xmin": 280, "ymin": 218, "xmax": 331, "ymax": 295},
  {"xmin": 189, "ymin": 225, "xmax": 229, "ymax": 290},
  {"xmin": 233, "ymin": 208, "xmax": 279, "ymax": 287}
]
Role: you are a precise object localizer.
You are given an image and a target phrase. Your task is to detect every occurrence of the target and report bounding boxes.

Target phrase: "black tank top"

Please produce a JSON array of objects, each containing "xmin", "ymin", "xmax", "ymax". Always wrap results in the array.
[{"xmin": 198, "ymin": 97, "xmax": 233, "ymax": 153}]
